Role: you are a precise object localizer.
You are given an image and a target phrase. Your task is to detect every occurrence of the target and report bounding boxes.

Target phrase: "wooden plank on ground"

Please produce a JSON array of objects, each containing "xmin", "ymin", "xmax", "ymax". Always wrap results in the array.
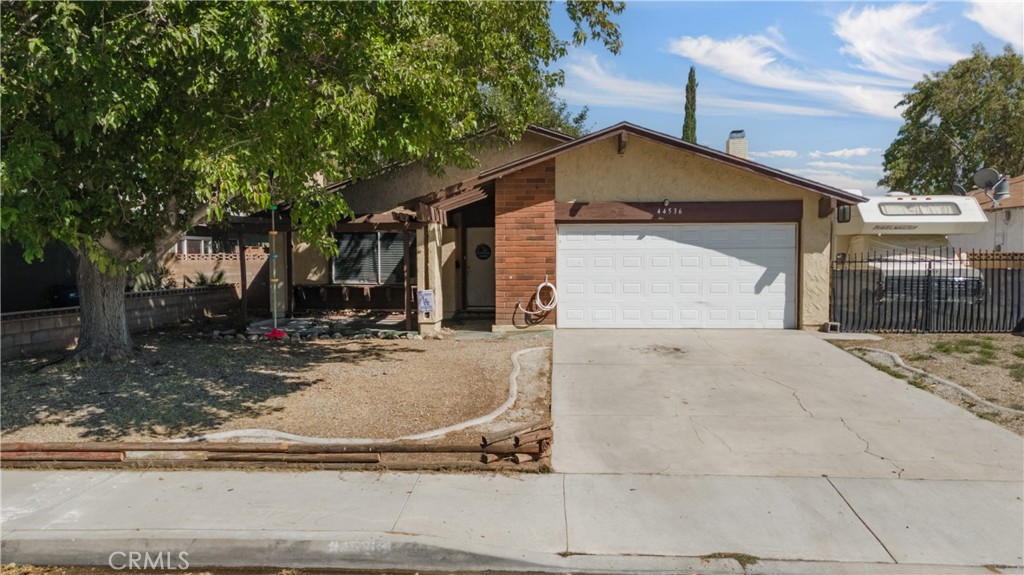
[
  {"xmin": 480, "ymin": 419, "xmax": 553, "ymax": 447},
  {"xmin": 0, "ymin": 451, "xmax": 123, "ymax": 462}
]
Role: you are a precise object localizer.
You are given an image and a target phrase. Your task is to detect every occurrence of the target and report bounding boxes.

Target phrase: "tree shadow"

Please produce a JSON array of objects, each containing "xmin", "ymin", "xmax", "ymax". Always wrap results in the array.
[{"xmin": 0, "ymin": 328, "xmax": 424, "ymax": 441}]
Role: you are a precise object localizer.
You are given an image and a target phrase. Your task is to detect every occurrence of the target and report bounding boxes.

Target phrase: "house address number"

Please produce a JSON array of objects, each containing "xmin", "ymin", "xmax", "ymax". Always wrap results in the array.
[{"xmin": 656, "ymin": 207, "xmax": 685, "ymax": 215}]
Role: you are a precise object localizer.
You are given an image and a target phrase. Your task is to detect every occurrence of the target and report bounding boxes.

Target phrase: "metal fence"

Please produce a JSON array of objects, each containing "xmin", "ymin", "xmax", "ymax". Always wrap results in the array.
[{"xmin": 830, "ymin": 250, "xmax": 1024, "ymax": 333}]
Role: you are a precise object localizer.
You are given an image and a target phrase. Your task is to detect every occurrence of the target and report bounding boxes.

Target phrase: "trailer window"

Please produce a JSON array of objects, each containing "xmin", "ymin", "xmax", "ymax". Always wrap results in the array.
[{"xmin": 878, "ymin": 202, "xmax": 961, "ymax": 216}]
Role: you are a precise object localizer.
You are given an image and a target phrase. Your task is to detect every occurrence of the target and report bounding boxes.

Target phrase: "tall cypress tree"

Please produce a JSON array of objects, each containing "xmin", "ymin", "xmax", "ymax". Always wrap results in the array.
[{"xmin": 682, "ymin": 66, "xmax": 698, "ymax": 143}]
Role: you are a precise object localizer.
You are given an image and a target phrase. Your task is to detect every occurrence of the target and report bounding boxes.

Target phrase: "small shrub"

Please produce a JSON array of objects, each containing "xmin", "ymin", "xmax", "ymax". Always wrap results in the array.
[
  {"xmin": 184, "ymin": 270, "xmax": 226, "ymax": 287},
  {"xmin": 134, "ymin": 265, "xmax": 176, "ymax": 291}
]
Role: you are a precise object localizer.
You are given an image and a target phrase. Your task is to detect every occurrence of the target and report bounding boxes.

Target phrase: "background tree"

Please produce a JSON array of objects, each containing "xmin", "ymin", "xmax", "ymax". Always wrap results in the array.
[
  {"xmin": 880, "ymin": 45, "xmax": 1024, "ymax": 194},
  {"xmin": 682, "ymin": 66, "xmax": 698, "ymax": 143},
  {"xmin": 483, "ymin": 85, "xmax": 591, "ymax": 137},
  {"xmin": 1, "ymin": 0, "xmax": 623, "ymax": 360}
]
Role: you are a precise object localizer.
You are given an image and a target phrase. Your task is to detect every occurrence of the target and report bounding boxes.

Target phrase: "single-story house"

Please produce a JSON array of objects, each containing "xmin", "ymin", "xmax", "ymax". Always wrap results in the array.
[
  {"xmin": 293, "ymin": 122, "xmax": 866, "ymax": 333},
  {"xmin": 949, "ymin": 174, "xmax": 1024, "ymax": 253}
]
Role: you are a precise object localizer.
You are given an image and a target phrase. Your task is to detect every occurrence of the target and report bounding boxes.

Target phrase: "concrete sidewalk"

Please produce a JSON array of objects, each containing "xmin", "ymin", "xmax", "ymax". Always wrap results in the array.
[
  {"xmin": 3, "ymin": 330, "xmax": 1022, "ymax": 573},
  {"xmin": 2, "ymin": 468, "xmax": 1021, "ymax": 574}
]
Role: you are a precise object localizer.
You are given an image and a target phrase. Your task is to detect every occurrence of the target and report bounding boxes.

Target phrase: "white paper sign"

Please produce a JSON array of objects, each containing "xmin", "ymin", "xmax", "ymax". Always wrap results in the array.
[{"xmin": 417, "ymin": 289, "xmax": 435, "ymax": 313}]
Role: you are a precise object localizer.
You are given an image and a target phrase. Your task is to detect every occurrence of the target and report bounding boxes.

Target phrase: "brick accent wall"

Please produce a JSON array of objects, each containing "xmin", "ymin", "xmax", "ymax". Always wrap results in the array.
[
  {"xmin": 494, "ymin": 160, "xmax": 557, "ymax": 326},
  {"xmin": 1, "ymin": 286, "xmax": 238, "ymax": 360}
]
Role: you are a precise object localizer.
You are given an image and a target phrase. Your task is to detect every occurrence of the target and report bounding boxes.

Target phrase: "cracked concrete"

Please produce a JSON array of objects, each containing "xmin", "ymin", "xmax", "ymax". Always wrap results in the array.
[
  {"xmin": 4, "ymin": 329, "xmax": 1021, "ymax": 573},
  {"xmin": 552, "ymin": 329, "xmax": 1023, "ymax": 481},
  {"xmin": 839, "ymin": 417, "xmax": 905, "ymax": 479}
]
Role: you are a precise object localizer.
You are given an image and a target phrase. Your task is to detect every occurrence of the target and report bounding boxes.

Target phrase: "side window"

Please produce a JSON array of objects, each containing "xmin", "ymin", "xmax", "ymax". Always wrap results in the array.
[
  {"xmin": 333, "ymin": 233, "xmax": 378, "ymax": 284},
  {"xmin": 332, "ymin": 232, "xmax": 416, "ymax": 285}
]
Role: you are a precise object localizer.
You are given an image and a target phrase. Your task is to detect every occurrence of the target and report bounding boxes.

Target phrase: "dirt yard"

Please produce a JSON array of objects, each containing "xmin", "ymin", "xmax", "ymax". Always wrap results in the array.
[
  {"xmin": 1, "ymin": 328, "xmax": 551, "ymax": 443},
  {"xmin": 833, "ymin": 333, "xmax": 1024, "ymax": 434}
]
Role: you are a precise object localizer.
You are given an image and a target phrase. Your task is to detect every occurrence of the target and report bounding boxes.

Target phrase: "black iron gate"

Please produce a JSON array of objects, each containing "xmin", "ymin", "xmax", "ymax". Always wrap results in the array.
[{"xmin": 830, "ymin": 249, "xmax": 1024, "ymax": 333}]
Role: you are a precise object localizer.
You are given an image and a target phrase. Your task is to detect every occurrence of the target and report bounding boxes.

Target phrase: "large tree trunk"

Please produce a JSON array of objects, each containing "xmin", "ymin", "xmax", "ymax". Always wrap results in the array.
[{"xmin": 74, "ymin": 251, "xmax": 133, "ymax": 361}]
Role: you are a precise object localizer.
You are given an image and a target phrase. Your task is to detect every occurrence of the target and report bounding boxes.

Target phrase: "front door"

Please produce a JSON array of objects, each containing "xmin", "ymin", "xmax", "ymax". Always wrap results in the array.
[{"xmin": 464, "ymin": 227, "xmax": 496, "ymax": 309}]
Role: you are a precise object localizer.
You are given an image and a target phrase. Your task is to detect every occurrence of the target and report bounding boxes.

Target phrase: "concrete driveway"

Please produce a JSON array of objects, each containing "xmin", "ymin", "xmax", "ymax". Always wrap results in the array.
[{"xmin": 552, "ymin": 329, "xmax": 1023, "ymax": 480}]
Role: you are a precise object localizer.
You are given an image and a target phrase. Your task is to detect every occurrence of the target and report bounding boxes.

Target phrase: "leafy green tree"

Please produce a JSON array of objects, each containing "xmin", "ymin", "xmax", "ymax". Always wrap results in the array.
[
  {"xmin": 483, "ymin": 85, "xmax": 590, "ymax": 137},
  {"xmin": 682, "ymin": 66, "xmax": 697, "ymax": 143},
  {"xmin": 880, "ymin": 45, "xmax": 1024, "ymax": 194},
  {"xmin": 1, "ymin": 0, "xmax": 623, "ymax": 360}
]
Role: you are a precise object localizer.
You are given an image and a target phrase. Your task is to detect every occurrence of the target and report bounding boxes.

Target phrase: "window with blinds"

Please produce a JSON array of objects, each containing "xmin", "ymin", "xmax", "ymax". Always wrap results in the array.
[
  {"xmin": 332, "ymin": 233, "xmax": 414, "ymax": 285},
  {"xmin": 878, "ymin": 202, "xmax": 962, "ymax": 216}
]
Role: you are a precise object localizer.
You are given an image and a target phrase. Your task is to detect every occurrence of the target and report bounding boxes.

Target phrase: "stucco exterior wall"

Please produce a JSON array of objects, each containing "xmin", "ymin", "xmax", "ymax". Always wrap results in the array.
[
  {"xmin": 555, "ymin": 136, "xmax": 833, "ymax": 329},
  {"xmin": 342, "ymin": 132, "xmax": 564, "ymax": 216},
  {"xmin": 292, "ymin": 243, "xmax": 330, "ymax": 285}
]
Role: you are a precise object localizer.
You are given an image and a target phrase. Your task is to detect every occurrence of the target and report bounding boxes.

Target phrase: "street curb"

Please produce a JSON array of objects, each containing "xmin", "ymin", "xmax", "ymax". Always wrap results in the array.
[{"xmin": 1, "ymin": 530, "xmax": 1015, "ymax": 574}]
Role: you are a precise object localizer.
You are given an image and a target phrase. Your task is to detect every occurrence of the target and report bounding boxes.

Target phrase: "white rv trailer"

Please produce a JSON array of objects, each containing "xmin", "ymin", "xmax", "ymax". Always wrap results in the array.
[
  {"xmin": 832, "ymin": 192, "xmax": 990, "ymax": 309},
  {"xmin": 834, "ymin": 191, "xmax": 989, "ymax": 254}
]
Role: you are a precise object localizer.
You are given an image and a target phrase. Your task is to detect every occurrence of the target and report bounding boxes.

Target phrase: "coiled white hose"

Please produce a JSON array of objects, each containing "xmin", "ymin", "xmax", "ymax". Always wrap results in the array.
[{"xmin": 517, "ymin": 276, "xmax": 558, "ymax": 316}]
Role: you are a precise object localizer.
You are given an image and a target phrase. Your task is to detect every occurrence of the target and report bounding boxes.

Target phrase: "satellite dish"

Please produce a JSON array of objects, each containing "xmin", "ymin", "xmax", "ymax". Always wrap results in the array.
[
  {"xmin": 973, "ymin": 167, "xmax": 1002, "ymax": 189},
  {"xmin": 973, "ymin": 167, "xmax": 1010, "ymax": 206},
  {"xmin": 951, "ymin": 184, "xmax": 967, "ymax": 196}
]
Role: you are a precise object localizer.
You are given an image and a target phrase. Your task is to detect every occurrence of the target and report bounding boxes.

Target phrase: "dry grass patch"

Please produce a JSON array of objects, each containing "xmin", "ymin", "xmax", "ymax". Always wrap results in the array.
[
  {"xmin": 1, "ymin": 329, "xmax": 550, "ymax": 443},
  {"xmin": 835, "ymin": 333, "xmax": 1024, "ymax": 434}
]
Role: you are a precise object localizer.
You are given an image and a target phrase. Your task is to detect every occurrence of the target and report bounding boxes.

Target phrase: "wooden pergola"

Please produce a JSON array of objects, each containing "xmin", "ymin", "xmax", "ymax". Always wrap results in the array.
[{"xmin": 193, "ymin": 177, "xmax": 490, "ymax": 332}]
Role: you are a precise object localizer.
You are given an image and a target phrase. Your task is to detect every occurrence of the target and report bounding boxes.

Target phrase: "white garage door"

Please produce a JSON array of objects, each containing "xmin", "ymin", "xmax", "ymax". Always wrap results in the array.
[{"xmin": 556, "ymin": 223, "xmax": 797, "ymax": 328}]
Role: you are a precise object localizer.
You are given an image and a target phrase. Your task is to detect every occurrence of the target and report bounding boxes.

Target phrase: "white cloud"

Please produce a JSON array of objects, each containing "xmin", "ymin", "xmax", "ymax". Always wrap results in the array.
[
  {"xmin": 667, "ymin": 31, "xmax": 905, "ymax": 118},
  {"xmin": 750, "ymin": 150, "xmax": 800, "ymax": 159},
  {"xmin": 834, "ymin": 4, "xmax": 967, "ymax": 81},
  {"xmin": 699, "ymin": 96, "xmax": 836, "ymax": 117},
  {"xmin": 788, "ymin": 168, "xmax": 884, "ymax": 194},
  {"xmin": 807, "ymin": 160, "xmax": 879, "ymax": 171},
  {"xmin": 560, "ymin": 54, "xmax": 681, "ymax": 113},
  {"xmin": 965, "ymin": 1, "xmax": 1024, "ymax": 51},
  {"xmin": 809, "ymin": 147, "xmax": 878, "ymax": 159},
  {"xmin": 559, "ymin": 53, "xmax": 835, "ymax": 117}
]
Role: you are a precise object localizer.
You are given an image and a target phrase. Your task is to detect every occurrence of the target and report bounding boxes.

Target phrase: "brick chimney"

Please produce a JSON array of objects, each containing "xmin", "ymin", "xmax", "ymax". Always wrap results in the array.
[{"xmin": 726, "ymin": 130, "xmax": 747, "ymax": 160}]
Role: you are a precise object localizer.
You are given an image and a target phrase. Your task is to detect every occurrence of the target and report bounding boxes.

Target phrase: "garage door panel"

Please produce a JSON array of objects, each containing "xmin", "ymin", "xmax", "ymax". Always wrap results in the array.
[{"xmin": 557, "ymin": 224, "xmax": 797, "ymax": 329}]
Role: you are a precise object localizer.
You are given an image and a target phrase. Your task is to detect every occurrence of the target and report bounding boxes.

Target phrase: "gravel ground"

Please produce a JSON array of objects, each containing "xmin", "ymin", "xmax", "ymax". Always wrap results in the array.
[
  {"xmin": 833, "ymin": 333, "xmax": 1024, "ymax": 434},
  {"xmin": 1, "ymin": 329, "xmax": 551, "ymax": 443}
]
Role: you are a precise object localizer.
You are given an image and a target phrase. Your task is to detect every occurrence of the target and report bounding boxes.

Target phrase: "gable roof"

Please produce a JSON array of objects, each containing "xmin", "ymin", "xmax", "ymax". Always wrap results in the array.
[
  {"xmin": 477, "ymin": 122, "xmax": 867, "ymax": 204},
  {"xmin": 969, "ymin": 174, "xmax": 1024, "ymax": 211}
]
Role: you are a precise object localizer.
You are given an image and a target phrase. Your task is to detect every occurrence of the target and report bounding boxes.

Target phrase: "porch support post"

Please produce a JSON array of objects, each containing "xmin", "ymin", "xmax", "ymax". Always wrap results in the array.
[
  {"xmin": 237, "ymin": 233, "xmax": 248, "ymax": 322},
  {"xmin": 403, "ymin": 229, "xmax": 412, "ymax": 331},
  {"xmin": 417, "ymin": 222, "xmax": 445, "ymax": 336},
  {"xmin": 285, "ymin": 230, "xmax": 294, "ymax": 317}
]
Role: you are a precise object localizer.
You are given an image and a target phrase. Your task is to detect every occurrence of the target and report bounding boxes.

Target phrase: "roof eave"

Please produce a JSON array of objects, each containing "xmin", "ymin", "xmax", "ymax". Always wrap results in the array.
[{"xmin": 478, "ymin": 122, "xmax": 868, "ymax": 204}]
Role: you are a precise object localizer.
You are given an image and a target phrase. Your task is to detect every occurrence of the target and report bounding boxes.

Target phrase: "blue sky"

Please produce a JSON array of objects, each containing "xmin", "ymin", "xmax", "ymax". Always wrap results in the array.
[{"xmin": 549, "ymin": 1, "xmax": 1023, "ymax": 195}]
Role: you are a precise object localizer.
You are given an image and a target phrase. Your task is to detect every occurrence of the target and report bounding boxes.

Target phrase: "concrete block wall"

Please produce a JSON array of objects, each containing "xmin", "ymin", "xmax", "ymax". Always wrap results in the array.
[
  {"xmin": 1, "ymin": 286, "xmax": 238, "ymax": 361},
  {"xmin": 164, "ymin": 253, "xmax": 270, "ymax": 306},
  {"xmin": 494, "ymin": 160, "xmax": 557, "ymax": 327}
]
